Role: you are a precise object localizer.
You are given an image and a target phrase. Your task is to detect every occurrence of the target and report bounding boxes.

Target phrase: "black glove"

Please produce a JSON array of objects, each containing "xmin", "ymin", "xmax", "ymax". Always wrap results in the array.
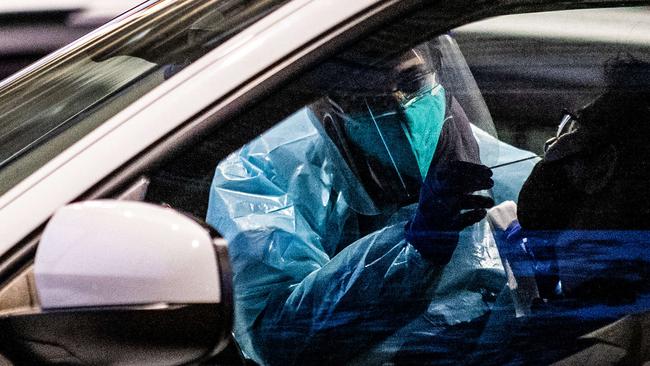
[{"xmin": 405, "ymin": 161, "xmax": 494, "ymax": 264}]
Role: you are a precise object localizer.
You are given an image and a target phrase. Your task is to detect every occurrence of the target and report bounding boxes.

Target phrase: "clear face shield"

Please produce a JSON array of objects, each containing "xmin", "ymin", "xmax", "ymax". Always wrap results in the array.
[
  {"xmin": 318, "ymin": 48, "xmax": 445, "ymax": 208},
  {"xmin": 312, "ymin": 37, "xmax": 498, "ymax": 211}
]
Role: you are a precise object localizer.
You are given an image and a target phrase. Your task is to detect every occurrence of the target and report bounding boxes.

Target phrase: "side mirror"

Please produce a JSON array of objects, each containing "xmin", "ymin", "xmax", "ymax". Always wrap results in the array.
[{"xmin": 0, "ymin": 200, "xmax": 232, "ymax": 365}]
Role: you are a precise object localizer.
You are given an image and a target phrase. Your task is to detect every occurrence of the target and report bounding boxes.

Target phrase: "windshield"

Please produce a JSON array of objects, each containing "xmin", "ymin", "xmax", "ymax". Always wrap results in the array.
[{"xmin": 0, "ymin": 0, "xmax": 290, "ymax": 195}]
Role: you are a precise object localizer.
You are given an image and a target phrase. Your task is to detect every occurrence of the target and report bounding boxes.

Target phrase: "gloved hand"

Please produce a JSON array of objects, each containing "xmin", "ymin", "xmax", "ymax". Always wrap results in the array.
[
  {"xmin": 487, "ymin": 201, "xmax": 540, "ymax": 315},
  {"xmin": 406, "ymin": 160, "xmax": 494, "ymax": 264},
  {"xmin": 487, "ymin": 201, "xmax": 561, "ymax": 301}
]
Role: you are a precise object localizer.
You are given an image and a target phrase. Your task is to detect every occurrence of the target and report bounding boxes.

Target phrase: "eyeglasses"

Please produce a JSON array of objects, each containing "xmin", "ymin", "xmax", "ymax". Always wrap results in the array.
[{"xmin": 544, "ymin": 109, "xmax": 578, "ymax": 154}]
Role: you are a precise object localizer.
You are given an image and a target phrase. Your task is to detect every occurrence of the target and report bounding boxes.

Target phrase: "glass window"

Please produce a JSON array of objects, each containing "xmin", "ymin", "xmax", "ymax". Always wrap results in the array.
[
  {"xmin": 147, "ymin": 33, "xmax": 508, "ymax": 365},
  {"xmin": 145, "ymin": 5, "xmax": 650, "ymax": 366},
  {"xmin": 454, "ymin": 6, "xmax": 650, "ymax": 365},
  {"xmin": 0, "ymin": 0, "xmax": 290, "ymax": 195}
]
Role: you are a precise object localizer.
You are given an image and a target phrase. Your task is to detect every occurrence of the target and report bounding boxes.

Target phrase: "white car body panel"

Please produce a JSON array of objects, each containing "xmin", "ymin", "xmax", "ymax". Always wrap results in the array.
[
  {"xmin": 35, "ymin": 200, "xmax": 219, "ymax": 309},
  {"xmin": 0, "ymin": 0, "xmax": 380, "ymax": 253}
]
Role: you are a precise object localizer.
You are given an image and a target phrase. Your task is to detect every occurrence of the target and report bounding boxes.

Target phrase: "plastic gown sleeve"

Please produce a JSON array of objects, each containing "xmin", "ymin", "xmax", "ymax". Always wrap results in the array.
[{"xmin": 206, "ymin": 108, "xmax": 439, "ymax": 365}]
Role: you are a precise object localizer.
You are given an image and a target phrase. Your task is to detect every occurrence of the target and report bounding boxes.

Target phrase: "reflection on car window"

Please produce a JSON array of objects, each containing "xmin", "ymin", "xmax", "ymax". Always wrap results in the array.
[
  {"xmin": 144, "ymin": 6, "xmax": 650, "ymax": 366},
  {"xmin": 202, "ymin": 36, "xmax": 514, "ymax": 365},
  {"xmin": 0, "ymin": 0, "xmax": 290, "ymax": 195},
  {"xmin": 456, "ymin": 7, "xmax": 650, "ymax": 365},
  {"xmin": 143, "ymin": 34, "xmax": 519, "ymax": 365}
]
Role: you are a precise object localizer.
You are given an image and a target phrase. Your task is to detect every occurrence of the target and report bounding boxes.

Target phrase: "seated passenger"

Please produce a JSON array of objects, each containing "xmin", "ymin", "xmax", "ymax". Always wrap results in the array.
[
  {"xmin": 487, "ymin": 56, "xmax": 650, "ymax": 364},
  {"xmin": 206, "ymin": 37, "xmax": 532, "ymax": 365}
]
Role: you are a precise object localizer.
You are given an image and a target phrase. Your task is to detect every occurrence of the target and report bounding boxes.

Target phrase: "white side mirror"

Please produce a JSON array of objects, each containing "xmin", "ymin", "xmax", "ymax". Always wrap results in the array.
[
  {"xmin": 1, "ymin": 200, "xmax": 233, "ymax": 366},
  {"xmin": 36, "ymin": 200, "xmax": 221, "ymax": 309}
]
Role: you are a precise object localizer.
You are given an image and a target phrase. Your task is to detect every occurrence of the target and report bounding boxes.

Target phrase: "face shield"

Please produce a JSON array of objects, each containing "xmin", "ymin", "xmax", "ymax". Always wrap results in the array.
[
  {"xmin": 295, "ymin": 34, "xmax": 500, "ymax": 212},
  {"xmin": 310, "ymin": 46, "xmax": 446, "ymax": 208}
]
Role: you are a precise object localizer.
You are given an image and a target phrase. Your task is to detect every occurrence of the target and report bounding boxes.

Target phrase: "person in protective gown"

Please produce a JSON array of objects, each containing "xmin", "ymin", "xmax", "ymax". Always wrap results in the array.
[{"xmin": 206, "ymin": 37, "xmax": 537, "ymax": 365}]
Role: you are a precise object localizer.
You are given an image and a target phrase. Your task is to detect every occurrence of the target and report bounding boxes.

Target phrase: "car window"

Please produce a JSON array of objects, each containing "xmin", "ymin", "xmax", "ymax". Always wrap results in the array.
[
  {"xmin": 0, "ymin": 0, "xmax": 290, "ymax": 196},
  {"xmin": 455, "ymin": 7, "xmax": 650, "ymax": 365},
  {"xmin": 146, "ymin": 32, "xmax": 508, "ymax": 365},
  {"xmin": 144, "ymin": 5, "xmax": 650, "ymax": 366}
]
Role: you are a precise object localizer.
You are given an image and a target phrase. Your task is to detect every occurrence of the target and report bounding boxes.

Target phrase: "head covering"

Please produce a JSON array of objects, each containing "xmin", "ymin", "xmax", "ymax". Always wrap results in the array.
[{"xmin": 308, "ymin": 44, "xmax": 448, "ymax": 208}]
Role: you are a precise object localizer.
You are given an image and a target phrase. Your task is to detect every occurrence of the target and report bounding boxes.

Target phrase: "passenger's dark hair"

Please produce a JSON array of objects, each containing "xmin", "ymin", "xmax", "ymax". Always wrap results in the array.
[
  {"xmin": 577, "ymin": 55, "xmax": 650, "ymax": 152},
  {"xmin": 578, "ymin": 55, "xmax": 650, "ymax": 228},
  {"xmin": 604, "ymin": 53, "xmax": 650, "ymax": 93}
]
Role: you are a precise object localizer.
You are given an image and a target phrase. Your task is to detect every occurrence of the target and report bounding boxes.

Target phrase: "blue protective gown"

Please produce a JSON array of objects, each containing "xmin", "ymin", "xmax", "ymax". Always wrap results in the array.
[{"xmin": 206, "ymin": 106, "xmax": 537, "ymax": 365}]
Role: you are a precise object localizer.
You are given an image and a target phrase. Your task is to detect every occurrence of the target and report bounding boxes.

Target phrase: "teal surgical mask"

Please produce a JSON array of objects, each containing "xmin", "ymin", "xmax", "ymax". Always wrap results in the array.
[
  {"xmin": 338, "ymin": 102, "xmax": 422, "ymax": 207},
  {"xmin": 400, "ymin": 84, "xmax": 446, "ymax": 179},
  {"xmin": 331, "ymin": 85, "xmax": 447, "ymax": 207}
]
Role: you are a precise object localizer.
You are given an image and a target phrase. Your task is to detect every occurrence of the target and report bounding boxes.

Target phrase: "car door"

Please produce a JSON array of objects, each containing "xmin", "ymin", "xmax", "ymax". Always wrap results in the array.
[
  {"xmin": 141, "ymin": 2, "xmax": 649, "ymax": 365},
  {"xmin": 0, "ymin": 0, "xmax": 649, "ymax": 365}
]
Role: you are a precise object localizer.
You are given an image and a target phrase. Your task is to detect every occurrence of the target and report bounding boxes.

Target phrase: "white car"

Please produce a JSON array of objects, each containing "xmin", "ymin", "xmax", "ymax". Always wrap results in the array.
[{"xmin": 0, "ymin": 0, "xmax": 648, "ymax": 365}]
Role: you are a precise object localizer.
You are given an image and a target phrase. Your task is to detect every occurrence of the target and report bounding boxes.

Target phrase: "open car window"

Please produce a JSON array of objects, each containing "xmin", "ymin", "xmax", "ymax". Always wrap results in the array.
[
  {"xmin": 142, "ymin": 5, "xmax": 650, "ymax": 366},
  {"xmin": 145, "ymin": 32, "xmax": 509, "ymax": 365},
  {"xmin": 0, "ymin": 0, "xmax": 290, "ymax": 196}
]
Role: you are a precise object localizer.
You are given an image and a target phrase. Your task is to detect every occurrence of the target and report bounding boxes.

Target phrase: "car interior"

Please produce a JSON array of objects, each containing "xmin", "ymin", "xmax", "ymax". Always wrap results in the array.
[
  {"xmin": 0, "ymin": 3, "xmax": 649, "ymax": 365},
  {"xmin": 453, "ymin": 7, "xmax": 650, "ymax": 153},
  {"xmin": 139, "ymin": 7, "xmax": 650, "ymax": 364}
]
